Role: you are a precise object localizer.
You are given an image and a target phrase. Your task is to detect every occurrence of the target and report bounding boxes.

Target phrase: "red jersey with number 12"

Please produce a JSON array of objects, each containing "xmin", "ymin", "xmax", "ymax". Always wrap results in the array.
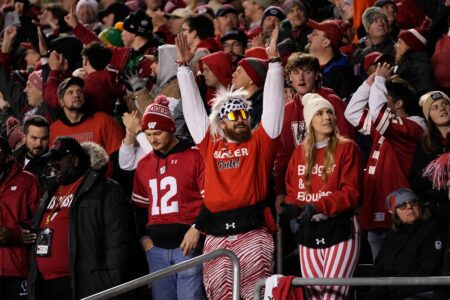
[{"xmin": 132, "ymin": 146, "xmax": 205, "ymax": 225}]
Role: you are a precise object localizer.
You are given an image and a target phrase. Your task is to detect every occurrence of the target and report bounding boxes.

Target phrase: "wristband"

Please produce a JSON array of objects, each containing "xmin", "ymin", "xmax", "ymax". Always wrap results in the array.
[
  {"xmin": 268, "ymin": 57, "xmax": 281, "ymax": 63},
  {"xmin": 175, "ymin": 60, "xmax": 190, "ymax": 67},
  {"xmin": 135, "ymin": 129, "xmax": 143, "ymax": 136}
]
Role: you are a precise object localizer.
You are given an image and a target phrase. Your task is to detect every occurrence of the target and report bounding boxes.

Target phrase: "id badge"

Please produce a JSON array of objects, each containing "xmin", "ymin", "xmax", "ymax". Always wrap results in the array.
[{"xmin": 36, "ymin": 228, "xmax": 53, "ymax": 257}]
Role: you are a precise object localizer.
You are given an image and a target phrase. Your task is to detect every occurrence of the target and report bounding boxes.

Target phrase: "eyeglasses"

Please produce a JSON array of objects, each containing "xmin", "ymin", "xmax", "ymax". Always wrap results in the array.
[
  {"xmin": 224, "ymin": 109, "xmax": 248, "ymax": 121},
  {"xmin": 396, "ymin": 200, "xmax": 419, "ymax": 210}
]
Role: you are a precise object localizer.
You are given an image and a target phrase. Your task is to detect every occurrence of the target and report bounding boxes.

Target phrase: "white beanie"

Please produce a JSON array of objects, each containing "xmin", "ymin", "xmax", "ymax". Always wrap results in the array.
[
  {"xmin": 76, "ymin": 0, "xmax": 99, "ymax": 15},
  {"xmin": 301, "ymin": 93, "xmax": 334, "ymax": 129}
]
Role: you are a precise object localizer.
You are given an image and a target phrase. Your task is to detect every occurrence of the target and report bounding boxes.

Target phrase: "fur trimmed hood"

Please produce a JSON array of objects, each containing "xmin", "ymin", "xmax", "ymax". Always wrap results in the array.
[{"xmin": 81, "ymin": 142, "xmax": 109, "ymax": 170}]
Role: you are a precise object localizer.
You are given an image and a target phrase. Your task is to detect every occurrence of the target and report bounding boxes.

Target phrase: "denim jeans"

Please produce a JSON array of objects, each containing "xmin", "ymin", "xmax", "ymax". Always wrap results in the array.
[{"xmin": 146, "ymin": 246, "xmax": 205, "ymax": 300}]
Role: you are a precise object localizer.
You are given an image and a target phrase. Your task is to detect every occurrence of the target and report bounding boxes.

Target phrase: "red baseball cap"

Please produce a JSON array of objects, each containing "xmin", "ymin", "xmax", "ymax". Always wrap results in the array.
[{"xmin": 307, "ymin": 19, "xmax": 342, "ymax": 47}]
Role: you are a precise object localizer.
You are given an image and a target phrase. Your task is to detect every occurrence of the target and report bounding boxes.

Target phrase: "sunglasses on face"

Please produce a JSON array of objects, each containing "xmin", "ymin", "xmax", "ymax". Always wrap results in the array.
[
  {"xmin": 396, "ymin": 200, "xmax": 419, "ymax": 210},
  {"xmin": 224, "ymin": 109, "xmax": 249, "ymax": 121}
]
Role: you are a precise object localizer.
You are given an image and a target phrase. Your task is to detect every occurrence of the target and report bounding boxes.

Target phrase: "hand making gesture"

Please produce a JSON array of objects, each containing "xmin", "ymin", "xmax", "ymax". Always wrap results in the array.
[{"xmin": 175, "ymin": 33, "xmax": 193, "ymax": 65}]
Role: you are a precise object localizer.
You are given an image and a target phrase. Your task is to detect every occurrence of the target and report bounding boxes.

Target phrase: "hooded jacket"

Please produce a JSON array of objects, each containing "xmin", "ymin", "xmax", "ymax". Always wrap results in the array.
[
  {"xmin": 0, "ymin": 161, "xmax": 41, "ymax": 278},
  {"xmin": 28, "ymin": 143, "xmax": 136, "ymax": 299}
]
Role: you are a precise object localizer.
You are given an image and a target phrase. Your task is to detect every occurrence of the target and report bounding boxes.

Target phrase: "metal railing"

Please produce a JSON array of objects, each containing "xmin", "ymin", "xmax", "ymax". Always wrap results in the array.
[
  {"xmin": 253, "ymin": 276, "xmax": 450, "ymax": 300},
  {"xmin": 82, "ymin": 248, "xmax": 241, "ymax": 300}
]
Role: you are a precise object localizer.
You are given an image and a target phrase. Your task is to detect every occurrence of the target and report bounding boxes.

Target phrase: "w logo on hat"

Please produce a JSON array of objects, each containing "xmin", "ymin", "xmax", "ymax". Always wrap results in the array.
[{"xmin": 148, "ymin": 122, "xmax": 157, "ymax": 129}]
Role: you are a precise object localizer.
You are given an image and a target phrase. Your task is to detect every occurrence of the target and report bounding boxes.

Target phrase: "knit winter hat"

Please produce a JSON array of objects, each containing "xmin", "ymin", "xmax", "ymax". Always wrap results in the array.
[
  {"xmin": 76, "ymin": 0, "xmax": 99, "ymax": 15},
  {"xmin": 282, "ymin": 0, "xmax": 310, "ymax": 16},
  {"xmin": 398, "ymin": 28, "xmax": 428, "ymax": 52},
  {"xmin": 254, "ymin": 0, "xmax": 278, "ymax": 9},
  {"xmin": 123, "ymin": 9, "xmax": 153, "ymax": 37},
  {"xmin": 28, "ymin": 69, "xmax": 43, "ymax": 91},
  {"xmin": 419, "ymin": 90, "xmax": 450, "ymax": 121},
  {"xmin": 141, "ymin": 95, "xmax": 176, "ymax": 132},
  {"xmin": 386, "ymin": 188, "xmax": 418, "ymax": 214},
  {"xmin": 238, "ymin": 58, "xmax": 268, "ymax": 88},
  {"xmin": 307, "ymin": 19, "xmax": 342, "ymax": 47},
  {"xmin": 261, "ymin": 6, "xmax": 286, "ymax": 26},
  {"xmin": 200, "ymin": 51, "xmax": 233, "ymax": 88},
  {"xmin": 99, "ymin": 27, "xmax": 124, "ymax": 47},
  {"xmin": 6, "ymin": 116, "xmax": 24, "ymax": 149},
  {"xmin": 245, "ymin": 47, "xmax": 268, "ymax": 59},
  {"xmin": 301, "ymin": 93, "xmax": 335, "ymax": 129},
  {"xmin": 362, "ymin": 7, "xmax": 388, "ymax": 32}
]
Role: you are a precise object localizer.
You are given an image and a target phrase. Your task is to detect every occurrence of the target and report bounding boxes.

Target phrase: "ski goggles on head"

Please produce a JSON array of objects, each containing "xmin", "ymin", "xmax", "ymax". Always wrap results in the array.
[{"xmin": 225, "ymin": 109, "xmax": 249, "ymax": 121}]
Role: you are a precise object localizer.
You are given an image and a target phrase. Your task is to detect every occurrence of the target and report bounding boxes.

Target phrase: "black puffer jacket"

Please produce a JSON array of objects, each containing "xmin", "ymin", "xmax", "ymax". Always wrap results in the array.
[
  {"xmin": 395, "ymin": 51, "xmax": 436, "ymax": 99},
  {"xmin": 28, "ymin": 145, "xmax": 136, "ymax": 300}
]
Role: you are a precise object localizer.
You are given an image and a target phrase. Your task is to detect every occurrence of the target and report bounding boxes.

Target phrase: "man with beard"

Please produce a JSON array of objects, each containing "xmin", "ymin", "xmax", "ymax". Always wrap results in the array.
[
  {"xmin": 27, "ymin": 137, "xmax": 135, "ymax": 300},
  {"xmin": 176, "ymin": 28, "xmax": 283, "ymax": 300},
  {"xmin": 13, "ymin": 115, "xmax": 50, "ymax": 185},
  {"xmin": 49, "ymin": 77, "xmax": 123, "ymax": 176},
  {"xmin": 0, "ymin": 136, "xmax": 41, "ymax": 300}
]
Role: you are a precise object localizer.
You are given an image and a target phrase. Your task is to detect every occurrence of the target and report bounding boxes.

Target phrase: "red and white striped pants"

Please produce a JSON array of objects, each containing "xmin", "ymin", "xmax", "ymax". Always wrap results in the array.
[
  {"xmin": 203, "ymin": 228, "xmax": 274, "ymax": 300},
  {"xmin": 299, "ymin": 216, "xmax": 361, "ymax": 300}
]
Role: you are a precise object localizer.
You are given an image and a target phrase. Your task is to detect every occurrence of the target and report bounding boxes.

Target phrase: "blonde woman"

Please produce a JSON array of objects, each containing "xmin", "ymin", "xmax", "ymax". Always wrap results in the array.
[{"xmin": 283, "ymin": 93, "xmax": 364, "ymax": 299}]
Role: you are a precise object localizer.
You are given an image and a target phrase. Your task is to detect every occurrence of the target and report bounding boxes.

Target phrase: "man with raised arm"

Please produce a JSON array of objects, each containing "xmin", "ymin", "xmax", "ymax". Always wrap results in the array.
[{"xmin": 176, "ymin": 28, "xmax": 284, "ymax": 300}]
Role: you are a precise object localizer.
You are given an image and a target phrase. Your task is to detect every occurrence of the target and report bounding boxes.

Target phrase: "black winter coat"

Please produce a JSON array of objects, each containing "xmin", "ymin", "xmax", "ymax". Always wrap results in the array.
[
  {"xmin": 395, "ymin": 51, "xmax": 436, "ymax": 99},
  {"xmin": 366, "ymin": 219, "xmax": 446, "ymax": 299},
  {"xmin": 28, "ymin": 169, "xmax": 136, "ymax": 300}
]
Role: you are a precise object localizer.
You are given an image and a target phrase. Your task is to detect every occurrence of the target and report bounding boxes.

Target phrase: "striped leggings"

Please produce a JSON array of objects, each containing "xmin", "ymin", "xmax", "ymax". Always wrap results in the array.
[
  {"xmin": 203, "ymin": 228, "xmax": 274, "ymax": 300},
  {"xmin": 299, "ymin": 216, "xmax": 361, "ymax": 300}
]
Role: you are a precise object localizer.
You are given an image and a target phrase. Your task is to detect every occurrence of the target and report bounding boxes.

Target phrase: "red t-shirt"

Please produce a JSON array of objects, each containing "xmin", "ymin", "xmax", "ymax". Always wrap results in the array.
[
  {"xmin": 198, "ymin": 126, "xmax": 279, "ymax": 213},
  {"xmin": 36, "ymin": 177, "xmax": 83, "ymax": 280},
  {"xmin": 50, "ymin": 112, "xmax": 123, "ymax": 155}
]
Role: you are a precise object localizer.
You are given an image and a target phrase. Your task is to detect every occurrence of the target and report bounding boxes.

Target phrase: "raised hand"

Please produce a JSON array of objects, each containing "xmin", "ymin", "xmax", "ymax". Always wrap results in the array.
[
  {"xmin": 266, "ymin": 26, "xmax": 279, "ymax": 59},
  {"xmin": 48, "ymin": 51, "xmax": 64, "ymax": 71},
  {"xmin": 64, "ymin": 0, "xmax": 79, "ymax": 29},
  {"xmin": 37, "ymin": 26, "xmax": 48, "ymax": 56},
  {"xmin": 175, "ymin": 33, "xmax": 193, "ymax": 64},
  {"xmin": 122, "ymin": 110, "xmax": 141, "ymax": 135},
  {"xmin": 1, "ymin": 26, "xmax": 17, "ymax": 54},
  {"xmin": 375, "ymin": 62, "xmax": 392, "ymax": 79}
]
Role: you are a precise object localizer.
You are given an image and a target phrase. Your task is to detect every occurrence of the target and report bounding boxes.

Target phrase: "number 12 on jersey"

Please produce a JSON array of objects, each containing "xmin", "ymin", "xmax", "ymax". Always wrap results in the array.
[{"xmin": 149, "ymin": 176, "xmax": 179, "ymax": 215}]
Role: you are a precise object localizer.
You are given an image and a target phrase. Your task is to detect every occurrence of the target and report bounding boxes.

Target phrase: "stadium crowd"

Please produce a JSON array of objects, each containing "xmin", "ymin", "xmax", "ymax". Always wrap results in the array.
[{"xmin": 0, "ymin": 0, "xmax": 449, "ymax": 299}]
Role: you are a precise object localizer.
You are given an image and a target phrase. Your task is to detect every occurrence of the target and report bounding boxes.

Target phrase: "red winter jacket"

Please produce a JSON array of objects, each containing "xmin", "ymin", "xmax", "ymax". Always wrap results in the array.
[
  {"xmin": 0, "ymin": 161, "xmax": 41, "ymax": 277},
  {"xmin": 273, "ymin": 88, "xmax": 355, "ymax": 196}
]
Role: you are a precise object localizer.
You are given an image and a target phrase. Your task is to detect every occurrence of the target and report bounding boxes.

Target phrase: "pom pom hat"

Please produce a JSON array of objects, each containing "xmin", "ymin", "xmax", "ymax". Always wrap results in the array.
[
  {"xmin": 141, "ymin": 95, "xmax": 176, "ymax": 132},
  {"xmin": 301, "ymin": 93, "xmax": 335, "ymax": 130}
]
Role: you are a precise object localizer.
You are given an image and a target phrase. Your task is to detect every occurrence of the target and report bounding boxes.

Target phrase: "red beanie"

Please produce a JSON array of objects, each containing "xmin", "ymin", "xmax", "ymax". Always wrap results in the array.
[
  {"xmin": 398, "ymin": 28, "xmax": 428, "ymax": 52},
  {"xmin": 6, "ymin": 116, "xmax": 24, "ymax": 149},
  {"xmin": 245, "ymin": 47, "xmax": 268, "ymax": 60},
  {"xmin": 200, "ymin": 51, "xmax": 233, "ymax": 88},
  {"xmin": 141, "ymin": 95, "xmax": 175, "ymax": 132},
  {"xmin": 238, "ymin": 58, "xmax": 268, "ymax": 88}
]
